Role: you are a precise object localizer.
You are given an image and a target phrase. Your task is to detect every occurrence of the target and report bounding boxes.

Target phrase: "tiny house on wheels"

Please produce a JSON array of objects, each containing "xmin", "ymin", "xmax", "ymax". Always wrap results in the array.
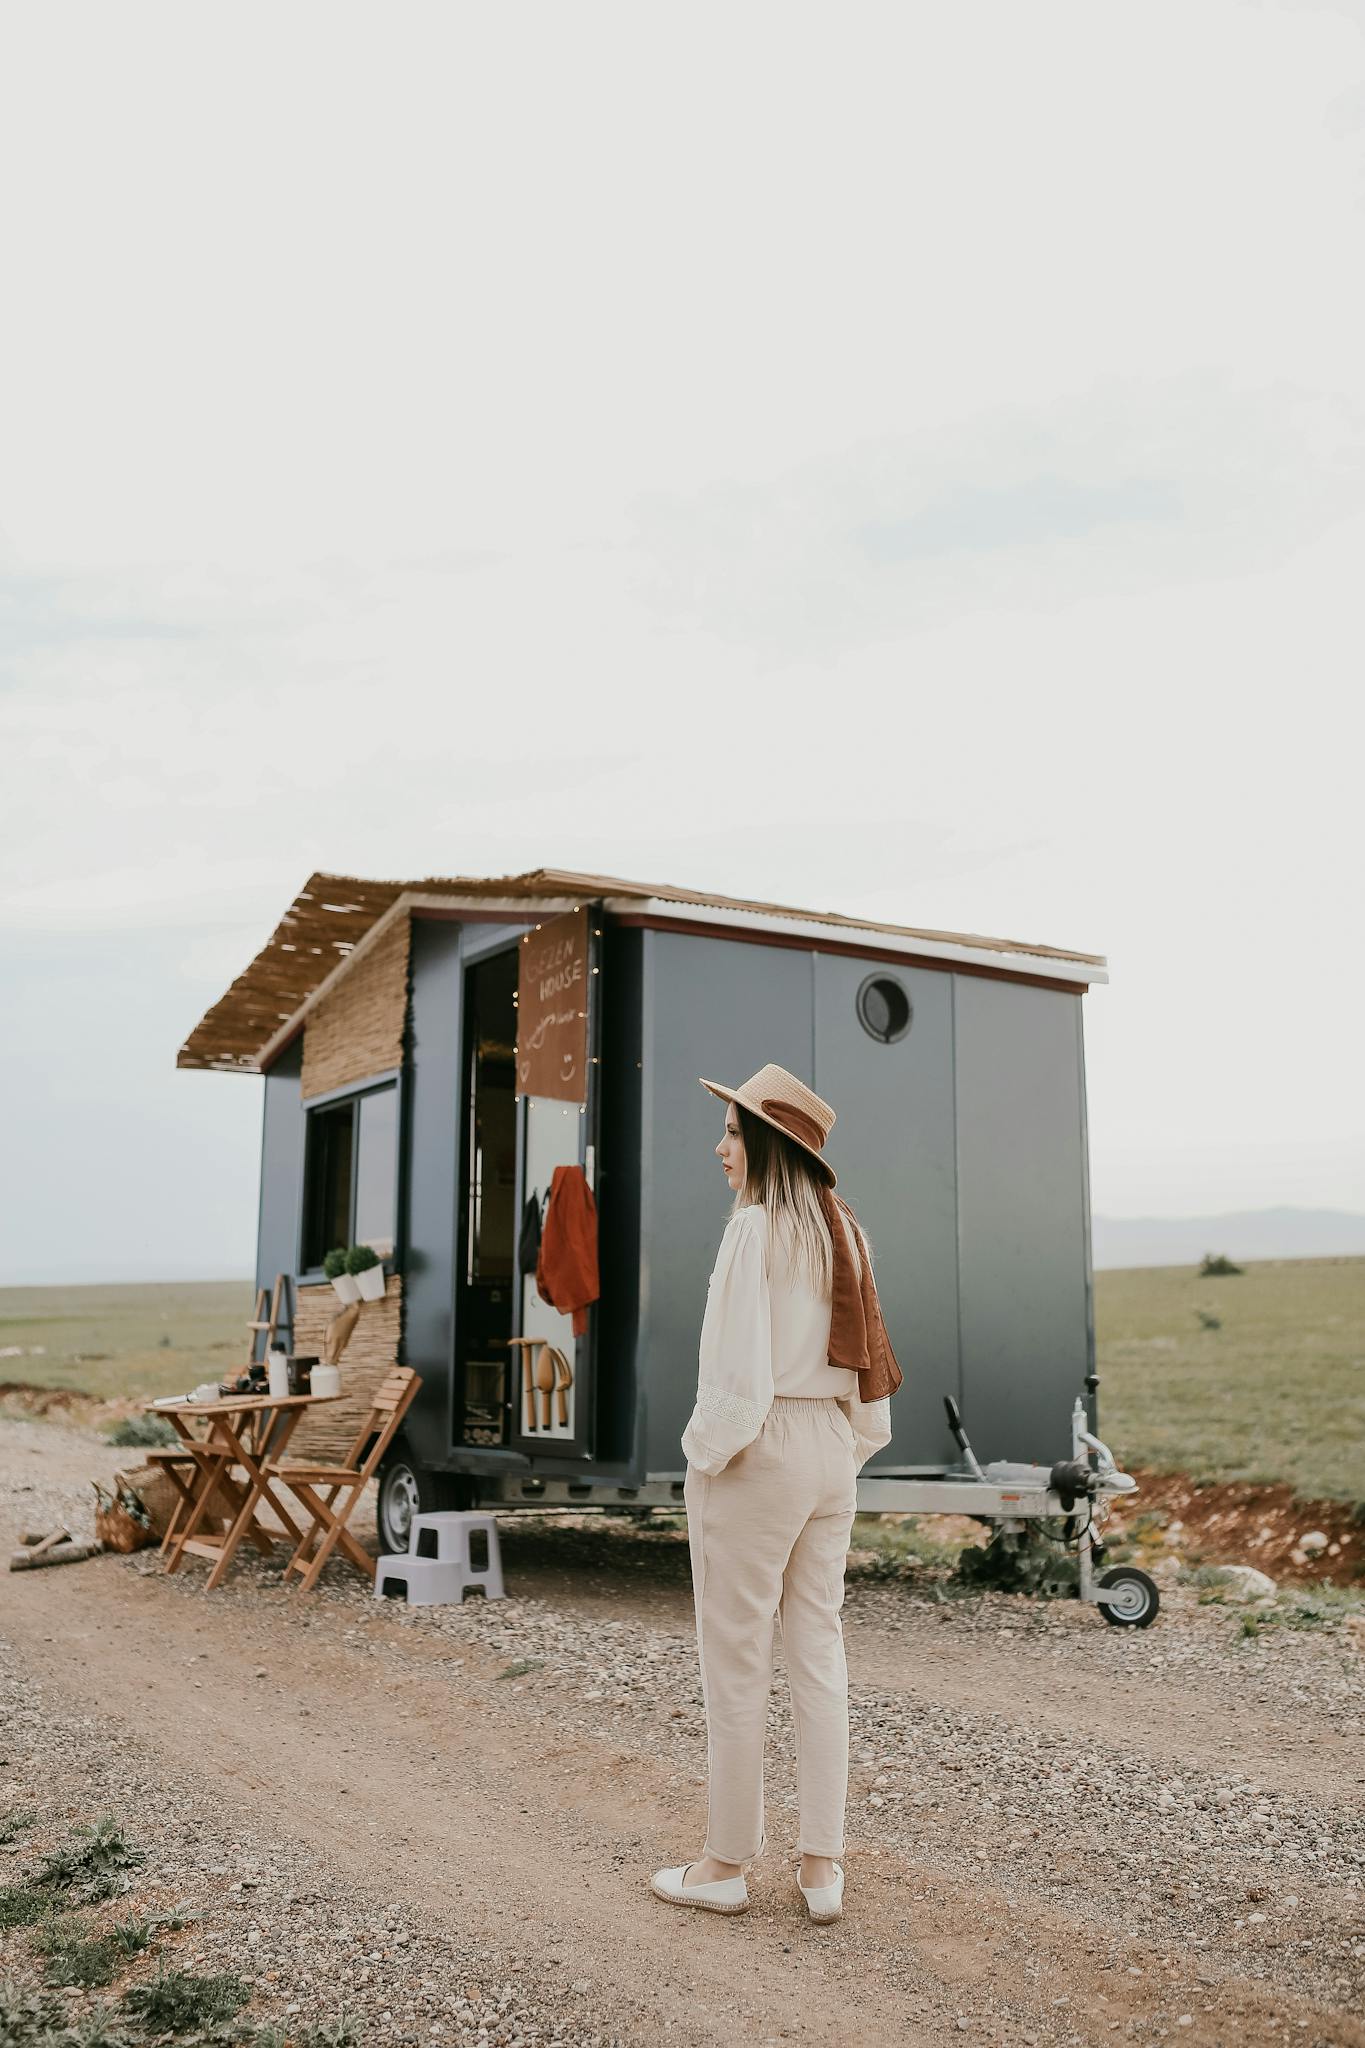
[{"xmin": 179, "ymin": 868, "xmax": 1109, "ymax": 1557}]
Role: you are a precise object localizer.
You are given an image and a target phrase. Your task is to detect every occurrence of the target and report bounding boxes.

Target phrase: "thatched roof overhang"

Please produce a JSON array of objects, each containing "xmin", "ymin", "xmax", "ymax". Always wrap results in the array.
[{"xmin": 177, "ymin": 867, "xmax": 1108, "ymax": 1075}]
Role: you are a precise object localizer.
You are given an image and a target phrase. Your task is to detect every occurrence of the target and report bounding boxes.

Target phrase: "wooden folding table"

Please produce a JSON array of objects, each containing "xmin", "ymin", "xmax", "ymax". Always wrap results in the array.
[{"xmin": 144, "ymin": 1391, "xmax": 340, "ymax": 1592}]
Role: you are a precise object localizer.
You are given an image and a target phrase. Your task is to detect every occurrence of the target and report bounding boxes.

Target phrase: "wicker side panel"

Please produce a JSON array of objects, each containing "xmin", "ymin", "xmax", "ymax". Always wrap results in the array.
[
  {"xmin": 288, "ymin": 1278, "xmax": 404, "ymax": 1464},
  {"xmin": 301, "ymin": 912, "xmax": 411, "ymax": 1101}
]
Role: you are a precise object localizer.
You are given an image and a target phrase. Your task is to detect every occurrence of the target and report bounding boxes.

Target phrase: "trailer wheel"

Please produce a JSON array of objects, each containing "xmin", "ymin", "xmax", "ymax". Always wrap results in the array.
[
  {"xmin": 377, "ymin": 1443, "xmax": 466, "ymax": 1555},
  {"xmin": 1096, "ymin": 1565, "xmax": 1160, "ymax": 1627}
]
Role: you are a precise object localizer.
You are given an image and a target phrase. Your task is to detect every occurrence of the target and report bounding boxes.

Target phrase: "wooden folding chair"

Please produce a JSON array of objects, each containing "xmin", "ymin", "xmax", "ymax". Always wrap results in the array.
[{"xmin": 265, "ymin": 1367, "xmax": 420, "ymax": 1593}]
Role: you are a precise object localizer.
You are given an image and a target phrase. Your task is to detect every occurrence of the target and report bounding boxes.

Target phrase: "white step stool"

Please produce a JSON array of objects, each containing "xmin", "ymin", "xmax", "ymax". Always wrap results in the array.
[
  {"xmin": 373, "ymin": 1555, "xmax": 470, "ymax": 1605},
  {"xmin": 374, "ymin": 1510, "xmax": 504, "ymax": 1606}
]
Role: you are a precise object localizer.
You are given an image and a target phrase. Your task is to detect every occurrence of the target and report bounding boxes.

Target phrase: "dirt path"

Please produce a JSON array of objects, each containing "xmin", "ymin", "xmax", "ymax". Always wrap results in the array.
[{"xmin": 5, "ymin": 1519, "xmax": 1363, "ymax": 2048}]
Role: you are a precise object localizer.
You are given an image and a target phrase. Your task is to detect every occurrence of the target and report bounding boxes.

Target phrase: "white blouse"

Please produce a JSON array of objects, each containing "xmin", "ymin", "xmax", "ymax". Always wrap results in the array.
[{"xmin": 681, "ymin": 1202, "xmax": 895, "ymax": 1477}]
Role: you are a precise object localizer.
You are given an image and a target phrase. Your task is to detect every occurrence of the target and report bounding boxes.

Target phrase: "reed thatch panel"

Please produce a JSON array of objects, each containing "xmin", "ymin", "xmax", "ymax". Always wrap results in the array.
[
  {"xmin": 288, "ymin": 1277, "xmax": 404, "ymax": 1465},
  {"xmin": 177, "ymin": 873, "xmax": 414, "ymax": 1075},
  {"xmin": 301, "ymin": 910, "xmax": 411, "ymax": 1101}
]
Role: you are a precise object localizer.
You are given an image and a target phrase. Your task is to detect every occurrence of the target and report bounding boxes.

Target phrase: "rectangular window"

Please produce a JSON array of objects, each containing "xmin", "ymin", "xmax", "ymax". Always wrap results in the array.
[{"xmin": 301, "ymin": 1080, "xmax": 398, "ymax": 1272}]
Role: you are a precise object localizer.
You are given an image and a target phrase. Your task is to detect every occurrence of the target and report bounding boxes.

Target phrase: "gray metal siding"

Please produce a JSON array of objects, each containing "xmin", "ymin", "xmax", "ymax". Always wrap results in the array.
[
  {"xmin": 640, "ymin": 931, "xmax": 819, "ymax": 1473},
  {"xmin": 401, "ymin": 918, "xmax": 463, "ymax": 1466},
  {"xmin": 813, "ymin": 954, "xmax": 959, "ymax": 1469},
  {"xmin": 255, "ymin": 1039, "xmax": 305, "ymax": 1309},
  {"xmin": 953, "ymin": 976, "xmax": 1089, "ymax": 1463}
]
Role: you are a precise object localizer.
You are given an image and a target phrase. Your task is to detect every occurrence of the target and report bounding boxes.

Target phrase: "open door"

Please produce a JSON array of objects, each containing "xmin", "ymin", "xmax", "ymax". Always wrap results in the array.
[
  {"xmin": 510, "ymin": 906, "xmax": 601, "ymax": 1457},
  {"xmin": 454, "ymin": 945, "xmax": 519, "ymax": 1448},
  {"xmin": 453, "ymin": 912, "xmax": 601, "ymax": 1458}
]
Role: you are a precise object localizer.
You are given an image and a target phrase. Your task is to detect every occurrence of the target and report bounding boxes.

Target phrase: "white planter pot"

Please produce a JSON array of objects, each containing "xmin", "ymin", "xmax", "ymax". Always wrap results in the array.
[
  {"xmin": 330, "ymin": 1273, "xmax": 361, "ymax": 1304},
  {"xmin": 355, "ymin": 1264, "xmax": 387, "ymax": 1302}
]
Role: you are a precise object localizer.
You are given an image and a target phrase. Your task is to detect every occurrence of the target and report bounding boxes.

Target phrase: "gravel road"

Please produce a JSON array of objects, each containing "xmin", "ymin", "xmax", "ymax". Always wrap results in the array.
[{"xmin": 2, "ymin": 1415, "xmax": 1362, "ymax": 2048}]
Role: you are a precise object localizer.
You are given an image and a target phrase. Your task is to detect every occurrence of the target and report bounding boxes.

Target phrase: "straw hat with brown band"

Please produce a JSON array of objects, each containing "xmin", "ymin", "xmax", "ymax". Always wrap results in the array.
[
  {"xmin": 698, "ymin": 1064, "xmax": 839, "ymax": 1187},
  {"xmin": 698, "ymin": 1062, "xmax": 904, "ymax": 1401}
]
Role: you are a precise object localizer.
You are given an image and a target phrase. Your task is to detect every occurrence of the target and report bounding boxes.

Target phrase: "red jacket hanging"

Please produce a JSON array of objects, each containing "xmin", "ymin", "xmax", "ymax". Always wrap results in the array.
[{"xmin": 535, "ymin": 1164, "xmax": 599, "ymax": 1336}]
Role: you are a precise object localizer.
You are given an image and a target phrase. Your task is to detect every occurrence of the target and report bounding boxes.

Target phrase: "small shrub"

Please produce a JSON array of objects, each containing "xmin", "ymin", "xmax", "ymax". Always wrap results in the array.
[
  {"xmin": 0, "ymin": 1809, "xmax": 36, "ymax": 1846},
  {"xmin": 37, "ymin": 1908, "xmax": 155, "ymax": 1988},
  {"xmin": 344, "ymin": 1243, "xmax": 379, "ymax": 1276},
  {"xmin": 322, "ymin": 1247, "xmax": 349, "ymax": 1280},
  {"xmin": 0, "ymin": 1981, "xmax": 64, "ymax": 2046},
  {"xmin": 108, "ymin": 1914, "xmax": 155, "ymax": 1956},
  {"xmin": 35, "ymin": 1818, "xmax": 145, "ymax": 1902},
  {"xmin": 851, "ymin": 1519, "xmax": 967, "ymax": 1581},
  {"xmin": 106, "ymin": 1413, "xmax": 176, "ymax": 1449},
  {"xmin": 296, "ymin": 2020, "xmax": 359, "ymax": 2048},
  {"xmin": 1198, "ymin": 1251, "xmax": 1243, "ymax": 1277},
  {"xmin": 0, "ymin": 1884, "xmax": 53, "ymax": 1931},
  {"xmin": 496, "ymin": 1658, "xmax": 544, "ymax": 1680},
  {"xmin": 954, "ymin": 1525, "xmax": 1079, "ymax": 1598},
  {"xmin": 48, "ymin": 2011, "xmax": 138, "ymax": 2048},
  {"xmin": 121, "ymin": 1967, "xmax": 252, "ymax": 2034},
  {"xmin": 1273, "ymin": 1589, "xmax": 1348, "ymax": 1632}
]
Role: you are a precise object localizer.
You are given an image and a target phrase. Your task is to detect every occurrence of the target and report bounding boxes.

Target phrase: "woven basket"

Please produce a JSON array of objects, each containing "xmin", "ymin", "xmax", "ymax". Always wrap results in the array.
[
  {"xmin": 117, "ymin": 1461, "xmax": 183, "ymax": 1540},
  {"xmin": 92, "ymin": 1473, "xmax": 155, "ymax": 1554}
]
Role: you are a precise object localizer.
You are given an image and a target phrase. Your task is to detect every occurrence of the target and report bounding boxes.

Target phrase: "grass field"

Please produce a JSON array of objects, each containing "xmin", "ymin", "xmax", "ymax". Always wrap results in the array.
[
  {"xmin": 2, "ymin": 1258, "xmax": 1362, "ymax": 1505},
  {"xmin": 1094, "ymin": 1256, "xmax": 1364, "ymax": 1504},
  {"xmin": 0, "ymin": 1281, "xmax": 253, "ymax": 1404}
]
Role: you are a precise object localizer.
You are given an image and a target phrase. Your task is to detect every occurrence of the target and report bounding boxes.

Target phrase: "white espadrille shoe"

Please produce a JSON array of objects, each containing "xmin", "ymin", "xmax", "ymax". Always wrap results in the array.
[
  {"xmin": 796, "ymin": 1861, "xmax": 845, "ymax": 1923},
  {"xmin": 650, "ymin": 1862, "xmax": 750, "ymax": 1914}
]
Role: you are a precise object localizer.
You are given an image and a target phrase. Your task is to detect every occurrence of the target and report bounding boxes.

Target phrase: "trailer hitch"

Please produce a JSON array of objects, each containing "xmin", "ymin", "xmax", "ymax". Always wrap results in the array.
[{"xmin": 1048, "ymin": 1456, "xmax": 1095, "ymax": 1513}]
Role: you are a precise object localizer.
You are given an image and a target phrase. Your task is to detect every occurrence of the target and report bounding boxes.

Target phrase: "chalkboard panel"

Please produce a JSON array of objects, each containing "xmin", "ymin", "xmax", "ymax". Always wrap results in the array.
[{"xmin": 516, "ymin": 907, "xmax": 589, "ymax": 1103}]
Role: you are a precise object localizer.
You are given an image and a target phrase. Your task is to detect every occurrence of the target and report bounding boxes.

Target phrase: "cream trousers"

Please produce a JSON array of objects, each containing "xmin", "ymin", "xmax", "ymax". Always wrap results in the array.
[{"xmin": 683, "ymin": 1393, "xmax": 860, "ymax": 1865}]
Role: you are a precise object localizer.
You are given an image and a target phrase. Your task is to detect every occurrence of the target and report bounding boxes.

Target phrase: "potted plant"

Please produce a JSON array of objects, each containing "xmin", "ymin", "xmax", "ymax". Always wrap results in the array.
[
  {"xmin": 324, "ymin": 1246, "xmax": 361, "ymax": 1303},
  {"xmin": 347, "ymin": 1242, "xmax": 387, "ymax": 1302}
]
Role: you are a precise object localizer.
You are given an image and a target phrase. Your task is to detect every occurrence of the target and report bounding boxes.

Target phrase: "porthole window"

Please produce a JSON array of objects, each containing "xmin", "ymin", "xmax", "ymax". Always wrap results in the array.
[{"xmin": 855, "ymin": 973, "xmax": 912, "ymax": 1044}]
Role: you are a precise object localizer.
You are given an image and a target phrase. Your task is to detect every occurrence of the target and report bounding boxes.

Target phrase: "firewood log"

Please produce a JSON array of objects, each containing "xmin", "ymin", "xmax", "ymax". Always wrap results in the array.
[{"xmin": 9, "ymin": 1540, "xmax": 103, "ymax": 1571}]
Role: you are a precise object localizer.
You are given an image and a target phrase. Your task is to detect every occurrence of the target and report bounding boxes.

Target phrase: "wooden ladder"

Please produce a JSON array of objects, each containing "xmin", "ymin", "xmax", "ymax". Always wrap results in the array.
[{"xmin": 247, "ymin": 1273, "xmax": 295, "ymax": 1367}]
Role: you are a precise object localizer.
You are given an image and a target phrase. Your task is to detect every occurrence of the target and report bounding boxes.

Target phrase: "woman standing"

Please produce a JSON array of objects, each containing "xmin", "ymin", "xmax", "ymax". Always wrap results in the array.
[{"xmin": 651, "ymin": 1063, "xmax": 901, "ymax": 1922}]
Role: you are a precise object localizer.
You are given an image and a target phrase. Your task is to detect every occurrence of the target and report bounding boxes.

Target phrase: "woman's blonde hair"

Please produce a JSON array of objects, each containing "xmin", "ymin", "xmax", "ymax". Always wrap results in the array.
[{"xmin": 728, "ymin": 1101, "xmax": 874, "ymax": 1297}]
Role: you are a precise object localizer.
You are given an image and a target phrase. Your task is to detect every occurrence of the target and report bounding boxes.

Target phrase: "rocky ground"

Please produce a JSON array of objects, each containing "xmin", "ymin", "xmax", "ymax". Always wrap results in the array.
[
  {"xmin": 2, "ymin": 1414, "xmax": 1363, "ymax": 2048},
  {"xmin": 1109, "ymin": 1471, "xmax": 1362, "ymax": 1589}
]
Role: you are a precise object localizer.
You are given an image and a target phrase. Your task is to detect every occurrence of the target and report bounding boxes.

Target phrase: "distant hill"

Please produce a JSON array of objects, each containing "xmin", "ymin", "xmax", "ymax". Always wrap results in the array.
[{"xmin": 1093, "ymin": 1206, "xmax": 1364, "ymax": 1271}]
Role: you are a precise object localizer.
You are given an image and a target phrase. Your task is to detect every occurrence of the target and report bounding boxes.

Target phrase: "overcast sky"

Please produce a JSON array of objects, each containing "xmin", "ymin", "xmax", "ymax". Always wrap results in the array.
[{"xmin": 3, "ymin": 0, "xmax": 1363, "ymax": 1285}]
